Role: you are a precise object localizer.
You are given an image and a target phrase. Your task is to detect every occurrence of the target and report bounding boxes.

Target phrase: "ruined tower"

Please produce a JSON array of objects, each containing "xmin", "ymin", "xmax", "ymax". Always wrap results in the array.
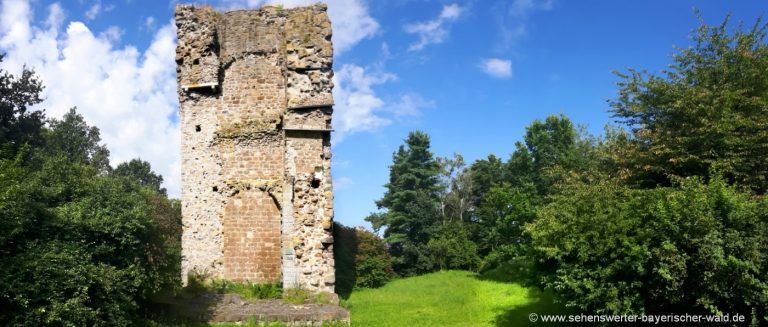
[{"xmin": 175, "ymin": 3, "xmax": 335, "ymax": 292}]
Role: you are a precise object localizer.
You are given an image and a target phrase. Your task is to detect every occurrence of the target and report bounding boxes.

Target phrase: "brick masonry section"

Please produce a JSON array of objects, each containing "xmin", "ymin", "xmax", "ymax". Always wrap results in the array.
[{"xmin": 176, "ymin": 3, "xmax": 335, "ymax": 293}]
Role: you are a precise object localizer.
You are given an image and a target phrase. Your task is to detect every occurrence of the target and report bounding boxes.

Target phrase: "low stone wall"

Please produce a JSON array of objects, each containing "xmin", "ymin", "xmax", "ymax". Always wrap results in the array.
[{"xmin": 157, "ymin": 293, "xmax": 350, "ymax": 326}]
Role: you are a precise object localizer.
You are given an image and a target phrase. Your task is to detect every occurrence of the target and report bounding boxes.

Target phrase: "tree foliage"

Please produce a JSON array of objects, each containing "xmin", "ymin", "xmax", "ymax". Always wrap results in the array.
[
  {"xmin": 332, "ymin": 222, "xmax": 394, "ymax": 297},
  {"xmin": 0, "ymin": 62, "xmax": 180, "ymax": 325},
  {"xmin": 354, "ymin": 227, "xmax": 395, "ymax": 288},
  {"xmin": 527, "ymin": 176, "xmax": 767, "ymax": 323},
  {"xmin": 369, "ymin": 131, "xmax": 442, "ymax": 275},
  {"xmin": 0, "ymin": 55, "xmax": 45, "ymax": 154},
  {"xmin": 113, "ymin": 158, "xmax": 168, "ymax": 195},
  {"xmin": 46, "ymin": 108, "xmax": 111, "ymax": 174},
  {"xmin": 610, "ymin": 16, "xmax": 768, "ymax": 193}
]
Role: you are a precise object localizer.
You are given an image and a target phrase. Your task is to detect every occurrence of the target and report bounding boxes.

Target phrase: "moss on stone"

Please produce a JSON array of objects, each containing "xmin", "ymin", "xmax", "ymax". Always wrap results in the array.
[{"xmin": 215, "ymin": 118, "xmax": 280, "ymax": 139}]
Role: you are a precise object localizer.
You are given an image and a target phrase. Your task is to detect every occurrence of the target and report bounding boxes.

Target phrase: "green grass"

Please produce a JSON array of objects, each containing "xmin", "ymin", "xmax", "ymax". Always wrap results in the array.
[{"xmin": 342, "ymin": 269, "xmax": 573, "ymax": 327}]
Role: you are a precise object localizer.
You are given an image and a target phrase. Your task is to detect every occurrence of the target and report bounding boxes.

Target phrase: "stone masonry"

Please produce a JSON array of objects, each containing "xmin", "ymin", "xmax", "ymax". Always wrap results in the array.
[{"xmin": 176, "ymin": 3, "xmax": 335, "ymax": 293}]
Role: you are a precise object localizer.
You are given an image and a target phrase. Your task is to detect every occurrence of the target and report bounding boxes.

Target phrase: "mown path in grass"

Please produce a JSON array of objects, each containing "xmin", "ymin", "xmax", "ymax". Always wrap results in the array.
[{"xmin": 342, "ymin": 270, "xmax": 571, "ymax": 327}]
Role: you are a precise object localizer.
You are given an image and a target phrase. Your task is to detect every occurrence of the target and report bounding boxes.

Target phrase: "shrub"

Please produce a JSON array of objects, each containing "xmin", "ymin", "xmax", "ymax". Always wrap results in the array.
[
  {"xmin": 333, "ymin": 222, "xmax": 394, "ymax": 293},
  {"xmin": 527, "ymin": 176, "xmax": 768, "ymax": 324},
  {"xmin": 427, "ymin": 222, "xmax": 481, "ymax": 271},
  {"xmin": 354, "ymin": 227, "xmax": 395, "ymax": 288}
]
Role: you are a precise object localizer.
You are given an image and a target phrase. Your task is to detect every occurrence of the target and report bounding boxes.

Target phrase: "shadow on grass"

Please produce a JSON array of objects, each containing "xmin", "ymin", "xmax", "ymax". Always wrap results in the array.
[
  {"xmin": 141, "ymin": 290, "xmax": 219, "ymax": 325},
  {"xmin": 477, "ymin": 262, "xmax": 583, "ymax": 327},
  {"xmin": 492, "ymin": 288, "xmax": 581, "ymax": 327},
  {"xmin": 332, "ymin": 222, "xmax": 358, "ymax": 300}
]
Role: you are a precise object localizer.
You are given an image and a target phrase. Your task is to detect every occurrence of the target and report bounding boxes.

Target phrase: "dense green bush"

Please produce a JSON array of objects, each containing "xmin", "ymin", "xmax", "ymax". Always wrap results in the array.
[
  {"xmin": 527, "ymin": 176, "xmax": 768, "ymax": 323},
  {"xmin": 333, "ymin": 222, "xmax": 394, "ymax": 294},
  {"xmin": 354, "ymin": 227, "xmax": 395, "ymax": 288},
  {"xmin": 427, "ymin": 222, "xmax": 480, "ymax": 271},
  {"xmin": 0, "ymin": 61, "xmax": 181, "ymax": 325}
]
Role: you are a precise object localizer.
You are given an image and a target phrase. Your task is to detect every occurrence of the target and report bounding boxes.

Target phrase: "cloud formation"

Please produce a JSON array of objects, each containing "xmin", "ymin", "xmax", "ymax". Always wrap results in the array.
[
  {"xmin": 84, "ymin": 1, "xmax": 101, "ymax": 20},
  {"xmin": 0, "ymin": 0, "xmax": 181, "ymax": 197},
  {"xmin": 144, "ymin": 16, "xmax": 156, "ymax": 32},
  {"xmin": 496, "ymin": 0, "xmax": 553, "ymax": 50},
  {"xmin": 480, "ymin": 58, "xmax": 512, "ymax": 78},
  {"xmin": 332, "ymin": 64, "xmax": 395, "ymax": 140},
  {"xmin": 332, "ymin": 64, "xmax": 434, "ymax": 142},
  {"xmin": 404, "ymin": 3, "xmax": 462, "ymax": 51}
]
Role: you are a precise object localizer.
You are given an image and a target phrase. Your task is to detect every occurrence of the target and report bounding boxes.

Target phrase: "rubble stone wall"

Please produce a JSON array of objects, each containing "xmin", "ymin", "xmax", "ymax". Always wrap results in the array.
[{"xmin": 176, "ymin": 3, "xmax": 335, "ymax": 293}]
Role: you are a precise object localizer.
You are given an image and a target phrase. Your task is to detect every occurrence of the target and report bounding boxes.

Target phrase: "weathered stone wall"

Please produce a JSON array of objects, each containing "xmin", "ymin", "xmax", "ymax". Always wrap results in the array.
[{"xmin": 176, "ymin": 3, "xmax": 335, "ymax": 293}]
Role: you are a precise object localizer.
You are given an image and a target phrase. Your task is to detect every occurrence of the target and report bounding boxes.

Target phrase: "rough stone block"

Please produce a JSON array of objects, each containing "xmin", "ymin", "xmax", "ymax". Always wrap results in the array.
[
  {"xmin": 286, "ymin": 69, "xmax": 334, "ymax": 108},
  {"xmin": 285, "ymin": 5, "xmax": 332, "ymax": 70},
  {"xmin": 175, "ymin": 5, "xmax": 220, "ymax": 89}
]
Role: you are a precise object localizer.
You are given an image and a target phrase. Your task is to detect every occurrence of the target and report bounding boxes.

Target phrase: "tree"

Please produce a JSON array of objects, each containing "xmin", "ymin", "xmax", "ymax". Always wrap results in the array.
[
  {"xmin": 610, "ymin": 16, "xmax": 768, "ymax": 193},
  {"xmin": 437, "ymin": 153, "xmax": 474, "ymax": 224},
  {"xmin": 518, "ymin": 114, "xmax": 596, "ymax": 197},
  {"xmin": 0, "ymin": 54, "xmax": 45, "ymax": 155},
  {"xmin": 45, "ymin": 108, "xmax": 111, "ymax": 174},
  {"xmin": 113, "ymin": 159, "xmax": 167, "ymax": 195},
  {"xmin": 474, "ymin": 184, "xmax": 535, "ymax": 257},
  {"xmin": 332, "ymin": 222, "xmax": 394, "ymax": 297},
  {"xmin": 469, "ymin": 154, "xmax": 505, "ymax": 207},
  {"xmin": 368, "ymin": 131, "xmax": 442, "ymax": 275},
  {"xmin": 504, "ymin": 142, "xmax": 535, "ymax": 190}
]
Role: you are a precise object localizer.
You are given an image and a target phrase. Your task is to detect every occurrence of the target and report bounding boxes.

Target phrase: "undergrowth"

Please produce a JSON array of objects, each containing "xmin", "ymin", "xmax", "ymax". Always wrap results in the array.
[{"xmin": 184, "ymin": 274, "xmax": 282, "ymax": 300}]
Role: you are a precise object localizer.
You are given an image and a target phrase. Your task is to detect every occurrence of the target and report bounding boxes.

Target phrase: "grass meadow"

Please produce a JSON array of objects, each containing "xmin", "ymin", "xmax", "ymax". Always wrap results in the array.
[{"xmin": 341, "ymin": 269, "xmax": 570, "ymax": 327}]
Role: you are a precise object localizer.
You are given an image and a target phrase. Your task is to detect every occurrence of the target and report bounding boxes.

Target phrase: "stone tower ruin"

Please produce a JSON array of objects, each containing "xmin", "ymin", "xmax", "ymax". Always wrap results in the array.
[{"xmin": 175, "ymin": 3, "xmax": 335, "ymax": 292}]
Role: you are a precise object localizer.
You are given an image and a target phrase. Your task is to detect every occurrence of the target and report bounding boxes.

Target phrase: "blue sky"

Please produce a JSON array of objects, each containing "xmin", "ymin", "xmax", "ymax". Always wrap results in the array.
[{"xmin": 0, "ymin": 0, "xmax": 765, "ymax": 228}]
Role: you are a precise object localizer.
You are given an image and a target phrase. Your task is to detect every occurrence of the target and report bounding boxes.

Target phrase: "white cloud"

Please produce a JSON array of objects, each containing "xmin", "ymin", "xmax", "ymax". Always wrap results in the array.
[
  {"xmin": 480, "ymin": 58, "xmax": 512, "ymax": 78},
  {"xmin": 440, "ymin": 3, "xmax": 461, "ymax": 19},
  {"xmin": 217, "ymin": 0, "xmax": 378, "ymax": 54},
  {"xmin": 496, "ymin": 0, "xmax": 553, "ymax": 49},
  {"xmin": 100, "ymin": 25, "xmax": 122, "ymax": 42},
  {"xmin": 509, "ymin": 0, "xmax": 552, "ymax": 17},
  {"xmin": 404, "ymin": 3, "xmax": 462, "ymax": 51},
  {"xmin": 0, "ymin": 0, "xmax": 181, "ymax": 197},
  {"xmin": 388, "ymin": 93, "xmax": 435, "ymax": 117},
  {"xmin": 46, "ymin": 3, "xmax": 65, "ymax": 30},
  {"xmin": 332, "ymin": 64, "xmax": 395, "ymax": 141},
  {"xmin": 143, "ymin": 16, "xmax": 156, "ymax": 31},
  {"xmin": 84, "ymin": 1, "xmax": 100, "ymax": 20},
  {"xmin": 334, "ymin": 176, "xmax": 354, "ymax": 190},
  {"xmin": 332, "ymin": 65, "xmax": 434, "ymax": 141}
]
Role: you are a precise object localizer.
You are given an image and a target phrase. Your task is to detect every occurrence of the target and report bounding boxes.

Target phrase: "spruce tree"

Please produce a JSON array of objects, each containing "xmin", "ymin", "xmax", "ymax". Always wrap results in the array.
[{"xmin": 368, "ymin": 131, "xmax": 442, "ymax": 275}]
